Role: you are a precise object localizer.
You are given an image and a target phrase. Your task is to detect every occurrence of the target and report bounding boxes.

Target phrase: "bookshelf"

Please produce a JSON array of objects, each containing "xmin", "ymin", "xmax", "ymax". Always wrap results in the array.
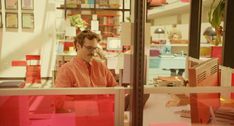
[
  {"xmin": 56, "ymin": 0, "xmax": 131, "ymax": 41},
  {"xmin": 53, "ymin": 0, "xmax": 131, "ymax": 83}
]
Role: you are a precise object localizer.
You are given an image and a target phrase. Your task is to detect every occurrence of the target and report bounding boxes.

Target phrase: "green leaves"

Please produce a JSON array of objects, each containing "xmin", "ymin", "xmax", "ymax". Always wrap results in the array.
[
  {"xmin": 208, "ymin": 0, "xmax": 225, "ymax": 29},
  {"xmin": 207, "ymin": 0, "xmax": 225, "ymax": 45},
  {"xmin": 69, "ymin": 14, "xmax": 87, "ymax": 30}
]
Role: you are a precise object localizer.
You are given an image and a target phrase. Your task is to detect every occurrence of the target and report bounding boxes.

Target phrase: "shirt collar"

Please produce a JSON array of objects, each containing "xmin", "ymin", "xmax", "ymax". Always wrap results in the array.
[{"xmin": 74, "ymin": 56, "xmax": 94, "ymax": 67}]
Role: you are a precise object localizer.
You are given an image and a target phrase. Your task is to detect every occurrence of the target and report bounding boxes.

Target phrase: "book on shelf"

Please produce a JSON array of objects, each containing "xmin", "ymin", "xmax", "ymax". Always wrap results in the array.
[
  {"xmin": 96, "ymin": 0, "xmax": 109, "ymax": 8},
  {"xmin": 64, "ymin": 0, "xmax": 78, "ymax": 8},
  {"xmin": 109, "ymin": 0, "xmax": 120, "ymax": 8},
  {"xmin": 56, "ymin": 32, "xmax": 65, "ymax": 40},
  {"xmin": 57, "ymin": 42, "xmax": 64, "ymax": 53}
]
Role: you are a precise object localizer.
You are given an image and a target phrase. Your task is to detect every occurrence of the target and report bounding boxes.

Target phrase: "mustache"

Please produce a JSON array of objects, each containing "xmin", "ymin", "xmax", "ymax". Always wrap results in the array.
[{"xmin": 88, "ymin": 53, "xmax": 95, "ymax": 56}]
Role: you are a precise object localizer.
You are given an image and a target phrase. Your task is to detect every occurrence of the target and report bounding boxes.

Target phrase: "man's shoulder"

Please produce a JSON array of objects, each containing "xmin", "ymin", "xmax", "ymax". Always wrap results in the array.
[
  {"xmin": 91, "ymin": 59, "xmax": 106, "ymax": 67},
  {"xmin": 59, "ymin": 60, "xmax": 76, "ymax": 71}
]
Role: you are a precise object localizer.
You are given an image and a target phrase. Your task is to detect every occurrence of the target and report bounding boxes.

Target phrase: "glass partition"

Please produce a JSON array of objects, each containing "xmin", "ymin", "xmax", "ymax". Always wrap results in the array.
[
  {"xmin": 146, "ymin": 0, "xmax": 191, "ymax": 85},
  {"xmin": 143, "ymin": 87, "xmax": 234, "ymax": 126},
  {"xmin": 145, "ymin": 1, "xmax": 233, "ymax": 125},
  {"xmin": 0, "ymin": 88, "xmax": 126, "ymax": 126}
]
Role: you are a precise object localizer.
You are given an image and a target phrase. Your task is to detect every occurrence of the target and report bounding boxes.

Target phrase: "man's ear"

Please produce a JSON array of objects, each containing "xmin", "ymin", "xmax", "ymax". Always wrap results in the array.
[{"xmin": 76, "ymin": 43, "xmax": 81, "ymax": 50}]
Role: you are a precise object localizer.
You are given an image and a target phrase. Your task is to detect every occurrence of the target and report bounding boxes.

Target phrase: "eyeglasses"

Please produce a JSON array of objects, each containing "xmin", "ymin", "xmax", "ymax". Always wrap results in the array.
[{"xmin": 83, "ymin": 45, "xmax": 98, "ymax": 51}]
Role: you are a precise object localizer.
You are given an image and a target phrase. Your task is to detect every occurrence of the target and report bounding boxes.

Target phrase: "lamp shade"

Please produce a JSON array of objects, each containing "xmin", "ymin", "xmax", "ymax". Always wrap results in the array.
[
  {"xmin": 203, "ymin": 27, "xmax": 216, "ymax": 36},
  {"xmin": 154, "ymin": 28, "xmax": 165, "ymax": 34}
]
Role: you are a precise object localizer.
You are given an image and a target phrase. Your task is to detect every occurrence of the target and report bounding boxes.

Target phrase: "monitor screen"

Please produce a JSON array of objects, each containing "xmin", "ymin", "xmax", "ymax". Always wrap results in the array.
[{"xmin": 106, "ymin": 37, "xmax": 122, "ymax": 51}]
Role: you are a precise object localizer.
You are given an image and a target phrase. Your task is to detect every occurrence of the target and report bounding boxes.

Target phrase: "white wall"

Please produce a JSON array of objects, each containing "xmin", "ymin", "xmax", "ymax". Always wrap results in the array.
[
  {"xmin": 153, "ymin": 15, "xmax": 178, "ymax": 25},
  {"xmin": 0, "ymin": 0, "xmax": 57, "ymax": 78},
  {"xmin": 151, "ymin": 23, "xmax": 211, "ymax": 43},
  {"xmin": 150, "ymin": 4, "xmax": 214, "ymax": 43}
]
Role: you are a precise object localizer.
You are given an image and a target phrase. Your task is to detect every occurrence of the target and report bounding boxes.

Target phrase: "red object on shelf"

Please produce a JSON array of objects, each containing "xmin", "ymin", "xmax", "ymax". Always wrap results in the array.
[
  {"xmin": 26, "ymin": 55, "xmax": 41, "ymax": 83},
  {"xmin": 11, "ymin": 60, "xmax": 27, "ymax": 66},
  {"xmin": 64, "ymin": 42, "xmax": 74, "ymax": 52},
  {"xmin": 150, "ymin": 49, "xmax": 160, "ymax": 57},
  {"xmin": 211, "ymin": 46, "xmax": 222, "ymax": 64},
  {"xmin": 26, "ymin": 55, "xmax": 40, "ymax": 60}
]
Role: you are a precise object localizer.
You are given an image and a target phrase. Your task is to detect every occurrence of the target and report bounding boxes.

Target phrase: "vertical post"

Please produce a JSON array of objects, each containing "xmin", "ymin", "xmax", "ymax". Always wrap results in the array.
[
  {"xmin": 130, "ymin": 0, "xmax": 145, "ymax": 126},
  {"xmin": 64, "ymin": 0, "xmax": 67, "ymax": 19},
  {"xmin": 123, "ymin": 0, "xmax": 125, "ymax": 21},
  {"xmin": 188, "ymin": 0, "xmax": 202, "ymax": 58},
  {"xmin": 94, "ymin": 0, "xmax": 96, "ymax": 14},
  {"xmin": 222, "ymin": 0, "xmax": 234, "ymax": 68}
]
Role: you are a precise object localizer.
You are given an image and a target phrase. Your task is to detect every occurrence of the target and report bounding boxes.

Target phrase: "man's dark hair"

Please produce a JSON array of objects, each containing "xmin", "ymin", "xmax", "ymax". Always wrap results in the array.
[{"xmin": 74, "ymin": 30, "xmax": 100, "ymax": 48}]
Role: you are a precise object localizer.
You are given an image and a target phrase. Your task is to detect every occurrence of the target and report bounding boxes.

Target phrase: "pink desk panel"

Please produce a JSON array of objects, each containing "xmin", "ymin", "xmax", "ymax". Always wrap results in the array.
[{"xmin": 0, "ymin": 95, "xmax": 114, "ymax": 126}]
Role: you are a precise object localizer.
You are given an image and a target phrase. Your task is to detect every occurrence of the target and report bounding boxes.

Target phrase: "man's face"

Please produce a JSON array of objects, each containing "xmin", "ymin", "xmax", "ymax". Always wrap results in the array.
[{"xmin": 77, "ymin": 38, "xmax": 98, "ymax": 62}]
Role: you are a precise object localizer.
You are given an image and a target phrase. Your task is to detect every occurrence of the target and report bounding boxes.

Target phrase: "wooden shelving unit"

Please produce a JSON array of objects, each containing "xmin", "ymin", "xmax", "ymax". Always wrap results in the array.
[
  {"xmin": 54, "ymin": 0, "xmax": 131, "ymax": 71},
  {"xmin": 57, "ymin": 0, "xmax": 131, "ymax": 20},
  {"xmin": 57, "ymin": 0, "xmax": 131, "ymax": 40}
]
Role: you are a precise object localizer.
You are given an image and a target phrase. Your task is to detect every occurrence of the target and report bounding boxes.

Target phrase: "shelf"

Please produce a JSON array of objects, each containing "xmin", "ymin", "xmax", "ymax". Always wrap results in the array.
[
  {"xmin": 147, "ymin": 0, "xmax": 212, "ymax": 19},
  {"xmin": 97, "ymin": 14, "xmax": 120, "ymax": 17},
  {"xmin": 148, "ymin": 1, "xmax": 190, "ymax": 19},
  {"xmin": 57, "ymin": 7, "xmax": 130, "ymax": 11},
  {"xmin": 57, "ymin": 53, "xmax": 77, "ymax": 56},
  {"xmin": 80, "ymin": 14, "xmax": 120, "ymax": 17},
  {"xmin": 151, "ymin": 43, "xmax": 222, "ymax": 47},
  {"xmin": 57, "ymin": 40, "xmax": 74, "ymax": 43},
  {"xmin": 99, "ymin": 24, "xmax": 119, "ymax": 27}
]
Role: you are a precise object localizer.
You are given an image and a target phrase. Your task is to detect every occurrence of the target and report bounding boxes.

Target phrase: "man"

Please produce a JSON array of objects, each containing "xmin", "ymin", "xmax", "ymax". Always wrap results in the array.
[{"xmin": 55, "ymin": 30, "xmax": 117, "ymax": 87}]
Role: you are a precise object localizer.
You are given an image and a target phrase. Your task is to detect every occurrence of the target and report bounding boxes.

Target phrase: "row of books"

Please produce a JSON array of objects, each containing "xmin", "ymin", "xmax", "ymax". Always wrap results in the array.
[
  {"xmin": 57, "ymin": 42, "xmax": 76, "ymax": 54},
  {"xmin": 80, "ymin": 15, "xmax": 119, "ymax": 27},
  {"xmin": 214, "ymin": 107, "xmax": 234, "ymax": 125},
  {"xmin": 98, "ymin": 16, "xmax": 119, "ymax": 26},
  {"xmin": 63, "ymin": 0, "xmax": 120, "ymax": 9}
]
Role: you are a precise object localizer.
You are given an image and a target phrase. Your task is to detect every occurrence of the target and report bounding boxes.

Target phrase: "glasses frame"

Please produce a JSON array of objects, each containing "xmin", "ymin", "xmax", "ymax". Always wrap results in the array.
[{"xmin": 83, "ymin": 45, "xmax": 98, "ymax": 52}]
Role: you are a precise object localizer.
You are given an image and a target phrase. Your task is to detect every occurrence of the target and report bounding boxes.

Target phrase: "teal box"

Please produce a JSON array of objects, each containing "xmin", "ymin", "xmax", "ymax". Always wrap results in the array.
[{"xmin": 149, "ymin": 58, "xmax": 160, "ymax": 68}]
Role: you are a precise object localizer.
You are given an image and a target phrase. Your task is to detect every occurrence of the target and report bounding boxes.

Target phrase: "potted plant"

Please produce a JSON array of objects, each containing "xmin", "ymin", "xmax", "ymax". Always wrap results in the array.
[
  {"xmin": 69, "ymin": 14, "xmax": 88, "ymax": 33},
  {"xmin": 208, "ymin": 0, "xmax": 225, "ymax": 45},
  {"xmin": 207, "ymin": 0, "xmax": 225, "ymax": 64}
]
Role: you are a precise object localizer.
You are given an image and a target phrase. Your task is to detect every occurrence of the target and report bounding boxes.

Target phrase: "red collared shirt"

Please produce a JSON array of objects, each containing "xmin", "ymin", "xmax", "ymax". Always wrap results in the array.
[{"xmin": 55, "ymin": 57, "xmax": 117, "ymax": 87}]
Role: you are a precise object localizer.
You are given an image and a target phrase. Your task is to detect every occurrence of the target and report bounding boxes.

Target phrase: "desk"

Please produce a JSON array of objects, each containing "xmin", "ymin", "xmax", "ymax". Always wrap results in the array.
[
  {"xmin": 147, "ymin": 56, "xmax": 186, "ymax": 83},
  {"xmin": 149, "ymin": 56, "xmax": 186, "ymax": 69},
  {"xmin": 143, "ymin": 94, "xmax": 190, "ymax": 126}
]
